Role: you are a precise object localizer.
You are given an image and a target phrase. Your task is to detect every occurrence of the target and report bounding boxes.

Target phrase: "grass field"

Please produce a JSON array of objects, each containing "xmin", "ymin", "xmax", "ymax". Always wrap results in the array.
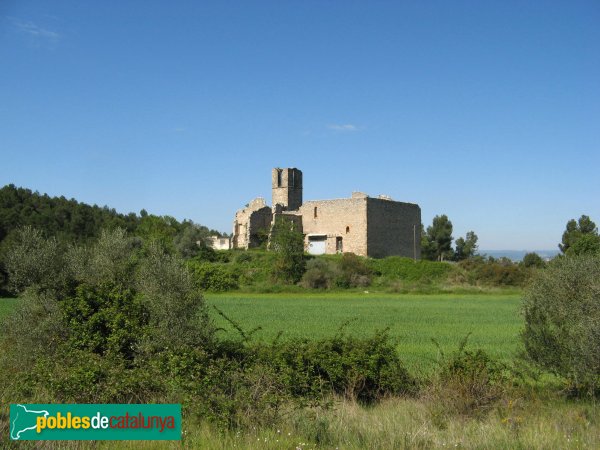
[
  {"xmin": 207, "ymin": 292, "xmax": 523, "ymax": 373},
  {"xmin": 4, "ymin": 293, "xmax": 599, "ymax": 449},
  {"xmin": 2, "ymin": 293, "xmax": 522, "ymax": 372},
  {"xmin": 0, "ymin": 297, "xmax": 17, "ymax": 320}
]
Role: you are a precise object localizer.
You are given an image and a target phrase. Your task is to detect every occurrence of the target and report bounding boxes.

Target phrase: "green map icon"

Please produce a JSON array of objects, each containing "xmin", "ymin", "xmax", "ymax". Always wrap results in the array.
[{"xmin": 10, "ymin": 404, "xmax": 49, "ymax": 440}]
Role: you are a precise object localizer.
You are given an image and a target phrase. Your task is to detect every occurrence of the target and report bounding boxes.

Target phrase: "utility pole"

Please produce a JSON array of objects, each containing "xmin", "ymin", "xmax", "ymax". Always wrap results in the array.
[{"xmin": 413, "ymin": 224, "xmax": 417, "ymax": 261}]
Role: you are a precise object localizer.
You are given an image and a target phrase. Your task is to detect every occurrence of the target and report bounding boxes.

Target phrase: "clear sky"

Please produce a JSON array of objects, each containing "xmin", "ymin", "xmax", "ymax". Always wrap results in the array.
[{"xmin": 1, "ymin": 1, "xmax": 598, "ymax": 250}]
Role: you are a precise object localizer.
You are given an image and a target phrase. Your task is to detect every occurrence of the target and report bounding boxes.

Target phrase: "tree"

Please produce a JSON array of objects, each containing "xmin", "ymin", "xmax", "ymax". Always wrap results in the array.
[
  {"xmin": 269, "ymin": 216, "xmax": 305, "ymax": 283},
  {"xmin": 135, "ymin": 215, "xmax": 179, "ymax": 251},
  {"xmin": 5, "ymin": 226, "xmax": 64, "ymax": 294},
  {"xmin": 0, "ymin": 227, "xmax": 214, "ymax": 404},
  {"xmin": 454, "ymin": 231, "xmax": 478, "ymax": 261},
  {"xmin": 568, "ymin": 233, "xmax": 600, "ymax": 256},
  {"xmin": 559, "ymin": 215, "xmax": 598, "ymax": 254},
  {"xmin": 521, "ymin": 252, "xmax": 545, "ymax": 268},
  {"xmin": 522, "ymin": 255, "xmax": 600, "ymax": 395},
  {"xmin": 423, "ymin": 215, "xmax": 454, "ymax": 261},
  {"xmin": 420, "ymin": 224, "xmax": 436, "ymax": 261},
  {"xmin": 174, "ymin": 222, "xmax": 214, "ymax": 259}
]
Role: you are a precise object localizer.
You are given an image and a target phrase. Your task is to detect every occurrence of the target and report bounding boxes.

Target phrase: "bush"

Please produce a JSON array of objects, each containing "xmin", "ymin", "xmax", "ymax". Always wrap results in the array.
[
  {"xmin": 567, "ymin": 233, "xmax": 600, "ymax": 256},
  {"xmin": 335, "ymin": 253, "xmax": 372, "ymax": 288},
  {"xmin": 371, "ymin": 257, "xmax": 451, "ymax": 283},
  {"xmin": 234, "ymin": 251, "xmax": 253, "ymax": 264},
  {"xmin": 230, "ymin": 251, "xmax": 280, "ymax": 287},
  {"xmin": 137, "ymin": 243, "xmax": 214, "ymax": 348},
  {"xmin": 426, "ymin": 342, "xmax": 509, "ymax": 420},
  {"xmin": 150, "ymin": 328, "xmax": 415, "ymax": 429},
  {"xmin": 270, "ymin": 217, "xmax": 305, "ymax": 283},
  {"xmin": 26, "ymin": 348, "xmax": 165, "ymax": 404},
  {"xmin": 0, "ymin": 227, "xmax": 214, "ymax": 405},
  {"xmin": 457, "ymin": 258, "xmax": 529, "ymax": 286},
  {"xmin": 300, "ymin": 259, "xmax": 336, "ymax": 289},
  {"xmin": 522, "ymin": 255, "xmax": 600, "ymax": 395},
  {"xmin": 4, "ymin": 226, "xmax": 65, "ymax": 294},
  {"xmin": 62, "ymin": 283, "xmax": 147, "ymax": 359},
  {"xmin": 521, "ymin": 252, "xmax": 546, "ymax": 268},
  {"xmin": 188, "ymin": 261, "xmax": 239, "ymax": 292},
  {"xmin": 260, "ymin": 330, "xmax": 415, "ymax": 403}
]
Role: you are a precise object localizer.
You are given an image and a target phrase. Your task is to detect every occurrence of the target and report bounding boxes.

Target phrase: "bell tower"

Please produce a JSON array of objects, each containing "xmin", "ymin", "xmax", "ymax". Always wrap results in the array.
[{"xmin": 272, "ymin": 168, "xmax": 303, "ymax": 211}]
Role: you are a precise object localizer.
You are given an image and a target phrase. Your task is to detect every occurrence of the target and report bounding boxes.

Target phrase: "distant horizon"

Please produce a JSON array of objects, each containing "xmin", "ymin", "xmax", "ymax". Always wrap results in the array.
[
  {"xmin": 480, "ymin": 249, "xmax": 560, "ymax": 253},
  {"xmin": 479, "ymin": 249, "xmax": 560, "ymax": 261}
]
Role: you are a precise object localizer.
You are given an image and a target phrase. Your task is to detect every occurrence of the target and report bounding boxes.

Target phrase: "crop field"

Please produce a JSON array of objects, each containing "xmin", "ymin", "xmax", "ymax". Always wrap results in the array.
[
  {"xmin": 0, "ymin": 298, "xmax": 17, "ymax": 320},
  {"xmin": 2, "ymin": 294, "xmax": 523, "ymax": 373},
  {"xmin": 207, "ymin": 292, "xmax": 523, "ymax": 373}
]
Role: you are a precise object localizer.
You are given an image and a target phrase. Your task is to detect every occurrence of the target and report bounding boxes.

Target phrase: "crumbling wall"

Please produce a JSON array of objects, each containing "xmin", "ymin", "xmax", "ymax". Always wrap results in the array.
[
  {"xmin": 232, "ymin": 168, "xmax": 422, "ymax": 259},
  {"xmin": 232, "ymin": 198, "xmax": 273, "ymax": 249},
  {"xmin": 272, "ymin": 168, "xmax": 303, "ymax": 211},
  {"xmin": 299, "ymin": 198, "xmax": 368, "ymax": 256},
  {"xmin": 366, "ymin": 198, "xmax": 421, "ymax": 259}
]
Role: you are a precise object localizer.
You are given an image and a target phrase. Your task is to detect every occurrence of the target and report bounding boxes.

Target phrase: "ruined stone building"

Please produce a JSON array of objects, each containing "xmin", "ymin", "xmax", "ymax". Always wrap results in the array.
[
  {"xmin": 208, "ymin": 235, "xmax": 231, "ymax": 250},
  {"xmin": 232, "ymin": 168, "xmax": 421, "ymax": 259}
]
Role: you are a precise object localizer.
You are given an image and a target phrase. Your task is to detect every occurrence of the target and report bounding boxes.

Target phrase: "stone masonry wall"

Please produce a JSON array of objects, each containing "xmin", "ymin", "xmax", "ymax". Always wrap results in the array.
[
  {"xmin": 272, "ymin": 168, "xmax": 303, "ymax": 211},
  {"xmin": 233, "ymin": 168, "xmax": 421, "ymax": 258},
  {"xmin": 232, "ymin": 198, "xmax": 272, "ymax": 249},
  {"xmin": 299, "ymin": 198, "xmax": 368, "ymax": 256},
  {"xmin": 366, "ymin": 198, "xmax": 421, "ymax": 259}
]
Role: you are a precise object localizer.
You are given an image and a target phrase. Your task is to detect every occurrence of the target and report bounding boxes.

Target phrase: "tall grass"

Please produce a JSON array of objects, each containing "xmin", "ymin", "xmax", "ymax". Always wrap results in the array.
[{"xmin": 2, "ymin": 396, "xmax": 597, "ymax": 449}]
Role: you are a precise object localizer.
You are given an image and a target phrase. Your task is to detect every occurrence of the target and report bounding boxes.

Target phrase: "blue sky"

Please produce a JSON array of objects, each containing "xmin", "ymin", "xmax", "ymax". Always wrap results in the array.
[{"xmin": 1, "ymin": 1, "xmax": 598, "ymax": 250}]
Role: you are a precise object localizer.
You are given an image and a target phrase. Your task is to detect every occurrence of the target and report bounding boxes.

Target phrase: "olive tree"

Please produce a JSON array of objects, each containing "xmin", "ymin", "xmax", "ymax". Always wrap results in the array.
[{"xmin": 522, "ymin": 255, "xmax": 600, "ymax": 395}]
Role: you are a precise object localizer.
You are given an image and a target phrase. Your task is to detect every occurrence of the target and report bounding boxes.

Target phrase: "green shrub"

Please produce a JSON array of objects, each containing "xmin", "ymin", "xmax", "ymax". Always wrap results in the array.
[
  {"xmin": 0, "ymin": 227, "xmax": 214, "ymax": 405},
  {"xmin": 62, "ymin": 283, "xmax": 147, "ymax": 359},
  {"xmin": 335, "ymin": 253, "xmax": 372, "ymax": 288},
  {"xmin": 567, "ymin": 233, "xmax": 600, "ymax": 256},
  {"xmin": 270, "ymin": 217, "xmax": 305, "ymax": 283},
  {"xmin": 522, "ymin": 255, "xmax": 600, "ymax": 395},
  {"xmin": 213, "ymin": 250, "xmax": 233, "ymax": 263},
  {"xmin": 234, "ymin": 251, "xmax": 253, "ymax": 264},
  {"xmin": 188, "ymin": 261, "xmax": 239, "ymax": 292},
  {"xmin": 300, "ymin": 259, "xmax": 337, "ymax": 289},
  {"xmin": 26, "ymin": 349, "xmax": 165, "ymax": 403},
  {"xmin": 457, "ymin": 258, "xmax": 529, "ymax": 286},
  {"xmin": 426, "ymin": 343, "xmax": 509, "ymax": 420},
  {"xmin": 137, "ymin": 243, "xmax": 214, "ymax": 348},
  {"xmin": 259, "ymin": 330, "xmax": 415, "ymax": 403},
  {"xmin": 160, "ymin": 325, "xmax": 415, "ymax": 429},
  {"xmin": 4, "ymin": 226, "xmax": 66, "ymax": 294},
  {"xmin": 371, "ymin": 257, "xmax": 451, "ymax": 283},
  {"xmin": 521, "ymin": 252, "xmax": 546, "ymax": 268},
  {"xmin": 230, "ymin": 250, "xmax": 280, "ymax": 287}
]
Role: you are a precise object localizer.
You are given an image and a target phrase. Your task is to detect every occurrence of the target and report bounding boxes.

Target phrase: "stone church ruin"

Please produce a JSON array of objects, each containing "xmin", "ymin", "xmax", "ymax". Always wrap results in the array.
[{"xmin": 232, "ymin": 168, "xmax": 421, "ymax": 259}]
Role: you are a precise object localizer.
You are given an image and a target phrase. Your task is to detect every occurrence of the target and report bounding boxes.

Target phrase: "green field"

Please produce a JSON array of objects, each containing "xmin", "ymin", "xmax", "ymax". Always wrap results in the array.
[
  {"xmin": 207, "ymin": 292, "xmax": 523, "ymax": 373},
  {"xmin": 2, "ymin": 294, "xmax": 523, "ymax": 373},
  {"xmin": 0, "ymin": 297, "xmax": 17, "ymax": 320}
]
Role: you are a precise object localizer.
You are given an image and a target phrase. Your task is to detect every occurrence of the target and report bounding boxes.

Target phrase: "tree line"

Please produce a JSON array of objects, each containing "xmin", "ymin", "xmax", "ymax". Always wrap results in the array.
[
  {"xmin": 420, "ymin": 212, "xmax": 600, "ymax": 263},
  {"xmin": 0, "ymin": 184, "xmax": 224, "ymax": 294},
  {"xmin": 2, "ymin": 184, "xmax": 598, "ymax": 294},
  {"xmin": 420, "ymin": 214, "xmax": 478, "ymax": 262}
]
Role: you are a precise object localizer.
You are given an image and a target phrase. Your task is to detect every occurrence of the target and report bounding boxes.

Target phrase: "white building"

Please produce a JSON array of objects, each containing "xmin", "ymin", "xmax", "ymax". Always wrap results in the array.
[{"xmin": 209, "ymin": 235, "xmax": 231, "ymax": 250}]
